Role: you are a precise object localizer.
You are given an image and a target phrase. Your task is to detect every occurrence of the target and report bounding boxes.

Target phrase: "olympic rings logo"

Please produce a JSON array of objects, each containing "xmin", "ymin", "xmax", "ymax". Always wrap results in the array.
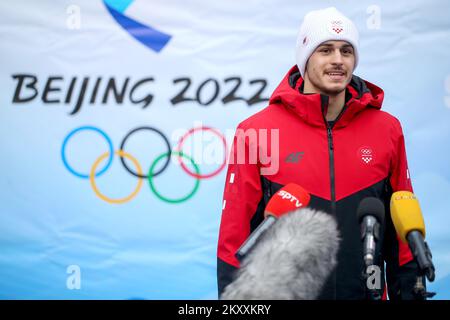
[
  {"xmin": 61, "ymin": 125, "xmax": 227, "ymax": 204},
  {"xmin": 360, "ymin": 148, "xmax": 372, "ymax": 155}
]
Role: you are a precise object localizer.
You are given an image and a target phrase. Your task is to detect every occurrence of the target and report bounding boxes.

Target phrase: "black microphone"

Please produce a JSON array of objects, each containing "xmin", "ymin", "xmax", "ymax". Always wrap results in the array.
[{"xmin": 357, "ymin": 197, "xmax": 385, "ymax": 268}]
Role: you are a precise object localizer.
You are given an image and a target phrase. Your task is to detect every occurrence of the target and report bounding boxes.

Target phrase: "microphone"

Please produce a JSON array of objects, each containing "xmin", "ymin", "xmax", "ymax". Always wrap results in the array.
[
  {"xmin": 390, "ymin": 191, "xmax": 435, "ymax": 282},
  {"xmin": 357, "ymin": 197, "xmax": 385, "ymax": 268},
  {"xmin": 222, "ymin": 208, "xmax": 340, "ymax": 300},
  {"xmin": 235, "ymin": 183, "xmax": 311, "ymax": 261}
]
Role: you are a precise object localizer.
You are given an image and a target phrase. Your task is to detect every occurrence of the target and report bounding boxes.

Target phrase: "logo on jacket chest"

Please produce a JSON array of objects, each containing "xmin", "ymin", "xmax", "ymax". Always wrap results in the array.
[
  {"xmin": 285, "ymin": 151, "xmax": 305, "ymax": 163},
  {"xmin": 358, "ymin": 146, "xmax": 375, "ymax": 164}
]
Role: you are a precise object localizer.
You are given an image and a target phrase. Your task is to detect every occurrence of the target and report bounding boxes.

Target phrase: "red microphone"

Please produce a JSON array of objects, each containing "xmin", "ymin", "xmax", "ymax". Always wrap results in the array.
[
  {"xmin": 235, "ymin": 183, "xmax": 310, "ymax": 261},
  {"xmin": 264, "ymin": 183, "xmax": 311, "ymax": 218}
]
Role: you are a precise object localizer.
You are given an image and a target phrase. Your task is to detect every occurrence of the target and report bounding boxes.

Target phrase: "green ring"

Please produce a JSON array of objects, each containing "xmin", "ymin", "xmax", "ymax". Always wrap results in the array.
[{"xmin": 148, "ymin": 151, "xmax": 200, "ymax": 204}]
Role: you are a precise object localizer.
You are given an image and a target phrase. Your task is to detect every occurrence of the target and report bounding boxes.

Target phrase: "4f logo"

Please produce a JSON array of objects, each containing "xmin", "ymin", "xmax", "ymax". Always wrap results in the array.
[{"xmin": 285, "ymin": 151, "xmax": 304, "ymax": 163}]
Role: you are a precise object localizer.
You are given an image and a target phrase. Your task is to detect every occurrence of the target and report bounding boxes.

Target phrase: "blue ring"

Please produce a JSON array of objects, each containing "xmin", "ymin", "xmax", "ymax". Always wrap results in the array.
[{"xmin": 61, "ymin": 126, "xmax": 114, "ymax": 179}]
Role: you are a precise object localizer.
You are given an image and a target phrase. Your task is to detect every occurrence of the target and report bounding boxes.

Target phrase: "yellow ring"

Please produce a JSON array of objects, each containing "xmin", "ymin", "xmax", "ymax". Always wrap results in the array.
[{"xmin": 90, "ymin": 150, "xmax": 143, "ymax": 204}]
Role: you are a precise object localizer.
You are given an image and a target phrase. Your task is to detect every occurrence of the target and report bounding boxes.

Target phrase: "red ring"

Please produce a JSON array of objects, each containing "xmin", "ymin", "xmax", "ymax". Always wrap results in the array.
[{"xmin": 175, "ymin": 126, "xmax": 227, "ymax": 179}]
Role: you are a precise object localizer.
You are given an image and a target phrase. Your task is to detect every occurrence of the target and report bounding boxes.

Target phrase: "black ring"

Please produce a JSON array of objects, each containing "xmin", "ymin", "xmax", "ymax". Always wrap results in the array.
[{"xmin": 119, "ymin": 126, "xmax": 172, "ymax": 178}]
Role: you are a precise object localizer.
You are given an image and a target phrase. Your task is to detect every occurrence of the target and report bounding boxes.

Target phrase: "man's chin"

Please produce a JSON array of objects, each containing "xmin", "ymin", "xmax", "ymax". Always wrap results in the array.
[{"xmin": 322, "ymin": 85, "xmax": 347, "ymax": 96}]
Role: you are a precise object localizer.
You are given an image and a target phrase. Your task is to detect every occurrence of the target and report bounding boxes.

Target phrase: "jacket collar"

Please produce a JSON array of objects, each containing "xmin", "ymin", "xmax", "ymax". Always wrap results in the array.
[{"xmin": 269, "ymin": 65, "xmax": 384, "ymax": 128}]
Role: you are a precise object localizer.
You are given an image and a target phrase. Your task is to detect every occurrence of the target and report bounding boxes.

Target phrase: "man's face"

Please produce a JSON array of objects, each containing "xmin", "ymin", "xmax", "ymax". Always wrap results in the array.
[{"xmin": 304, "ymin": 40, "xmax": 355, "ymax": 96}]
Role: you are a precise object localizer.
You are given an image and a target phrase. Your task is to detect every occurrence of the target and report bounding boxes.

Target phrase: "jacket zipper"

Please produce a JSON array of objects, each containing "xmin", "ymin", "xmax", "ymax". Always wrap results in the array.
[
  {"xmin": 326, "ymin": 125, "xmax": 337, "ymax": 216},
  {"xmin": 322, "ymin": 96, "xmax": 349, "ymax": 300},
  {"xmin": 322, "ymin": 98, "xmax": 349, "ymax": 216}
]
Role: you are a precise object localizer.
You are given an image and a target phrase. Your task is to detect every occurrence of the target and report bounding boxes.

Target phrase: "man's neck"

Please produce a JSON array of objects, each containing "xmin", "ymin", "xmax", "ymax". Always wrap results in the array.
[
  {"xmin": 326, "ymin": 92, "xmax": 346, "ymax": 121},
  {"xmin": 302, "ymin": 80, "xmax": 346, "ymax": 121}
]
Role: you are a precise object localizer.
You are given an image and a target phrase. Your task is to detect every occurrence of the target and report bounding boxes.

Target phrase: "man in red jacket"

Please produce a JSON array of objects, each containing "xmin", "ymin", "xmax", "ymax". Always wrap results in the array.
[{"xmin": 217, "ymin": 7, "xmax": 425, "ymax": 299}]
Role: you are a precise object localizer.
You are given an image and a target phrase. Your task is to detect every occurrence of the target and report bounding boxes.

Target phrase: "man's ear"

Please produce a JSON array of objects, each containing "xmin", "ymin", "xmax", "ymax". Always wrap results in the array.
[
  {"xmin": 303, "ymin": 57, "xmax": 312, "ymax": 78},
  {"xmin": 303, "ymin": 64, "xmax": 309, "ymax": 81}
]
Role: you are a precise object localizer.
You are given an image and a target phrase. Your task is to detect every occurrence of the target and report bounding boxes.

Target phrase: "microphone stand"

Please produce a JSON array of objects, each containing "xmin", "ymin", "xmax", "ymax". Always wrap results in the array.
[
  {"xmin": 361, "ymin": 215, "xmax": 382, "ymax": 300},
  {"xmin": 412, "ymin": 275, "xmax": 435, "ymax": 300},
  {"xmin": 407, "ymin": 234, "xmax": 436, "ymax": 299},
  {"xmin": 367, "ymin": 289, "xmax": 382, "ymax": 301}
]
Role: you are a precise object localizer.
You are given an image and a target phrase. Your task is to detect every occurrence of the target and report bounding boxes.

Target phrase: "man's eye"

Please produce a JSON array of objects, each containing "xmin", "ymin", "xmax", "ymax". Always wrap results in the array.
[{"xmin": 320, "ymin": 49, "xmax": 330, "ymax": 53}]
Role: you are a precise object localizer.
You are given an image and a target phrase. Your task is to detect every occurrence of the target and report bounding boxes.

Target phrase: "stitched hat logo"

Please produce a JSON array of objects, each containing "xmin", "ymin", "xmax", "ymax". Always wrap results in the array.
[{"xmin": 329, "ymin": 20, "xmax": 344, "ymax": 34}]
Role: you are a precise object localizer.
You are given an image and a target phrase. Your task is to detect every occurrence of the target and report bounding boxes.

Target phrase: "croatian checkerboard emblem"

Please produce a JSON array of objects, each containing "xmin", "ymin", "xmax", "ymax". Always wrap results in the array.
[
  {"xmin": 329, "ymin": 20, "xmax": 344, "ymax": 34},
  {"xmin": 358, "ymin": 147, "xmax": 374, "ymax": 164}
]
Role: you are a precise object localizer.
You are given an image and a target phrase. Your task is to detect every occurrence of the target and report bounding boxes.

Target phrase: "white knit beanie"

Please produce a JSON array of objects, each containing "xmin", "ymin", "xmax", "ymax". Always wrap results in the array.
[{"xmin": 295, "ymin": 7, "xmax": 359, "ymax": 77}]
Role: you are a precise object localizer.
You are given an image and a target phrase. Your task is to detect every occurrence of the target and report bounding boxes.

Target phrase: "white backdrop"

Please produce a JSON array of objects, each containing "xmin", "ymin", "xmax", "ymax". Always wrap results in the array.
[{"xmin": 0, "ymin": 0, "xmax": 449, "ymax": 299}]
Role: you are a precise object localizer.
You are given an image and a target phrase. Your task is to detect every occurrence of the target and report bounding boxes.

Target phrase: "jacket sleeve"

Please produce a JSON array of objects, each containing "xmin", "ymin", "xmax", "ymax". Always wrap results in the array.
[
  {"xmin": 217, "ymin": 123, "xmax": 263, "ymax": 298},
  {"xmin": 384, "ymin": 119, "xmax": 425, "ymax": 300}
]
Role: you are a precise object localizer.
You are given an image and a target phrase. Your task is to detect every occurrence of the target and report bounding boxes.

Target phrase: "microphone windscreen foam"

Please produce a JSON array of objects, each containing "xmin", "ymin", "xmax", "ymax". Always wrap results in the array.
[
  {"xmin": 390, "ymin": 191, "xmax": 426, "ymax": 242},
  {"xmin": 222, "ymin": 208, "xmax": 340, "ymax": 300},
  {"xmin": 356, "ymin": 197, "xmax": 385, "ymax": 225}
]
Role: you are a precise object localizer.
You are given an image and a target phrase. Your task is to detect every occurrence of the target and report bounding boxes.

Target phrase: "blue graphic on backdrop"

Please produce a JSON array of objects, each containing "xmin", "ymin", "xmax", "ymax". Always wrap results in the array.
[{"xmin": 103, "ymin": 0, "xmax": 172, "ymax": 52}]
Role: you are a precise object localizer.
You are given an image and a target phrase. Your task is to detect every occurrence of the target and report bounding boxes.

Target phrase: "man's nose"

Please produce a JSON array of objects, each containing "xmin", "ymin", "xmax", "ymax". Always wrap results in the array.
[{"xmin": 330, "ymin": 50, "xmax": 344, "ymax": 65}]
